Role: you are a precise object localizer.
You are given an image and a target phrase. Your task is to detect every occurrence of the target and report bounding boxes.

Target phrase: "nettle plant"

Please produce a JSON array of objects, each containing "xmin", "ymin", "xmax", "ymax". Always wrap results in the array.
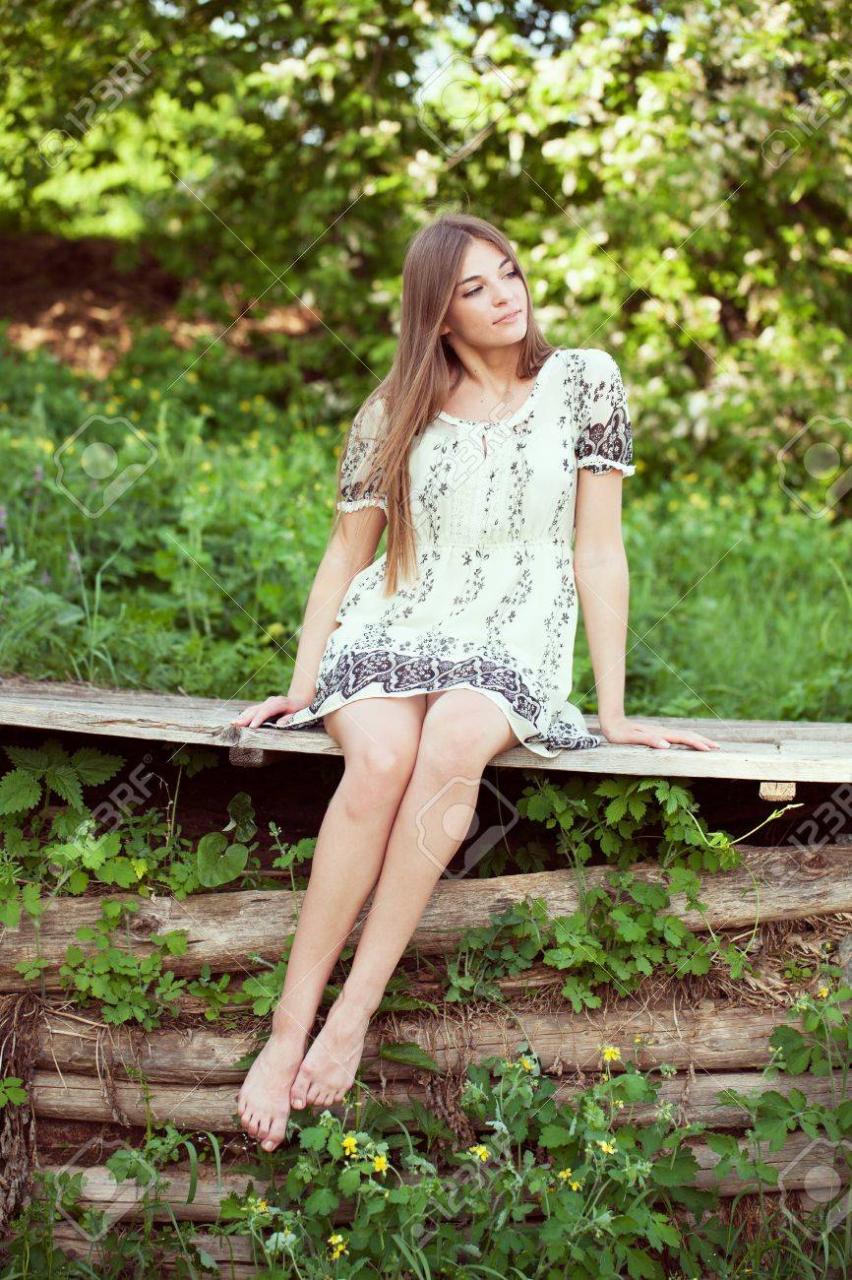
[
  {"xmin": 0, "ymin": 738, "xmax": 313, "ymax": 928},
  {"xmin": 516, "ymin": 775, "xmax": 745, "ymax": 875},
  {"xmin": 440, "ymin": 774, "xmax": 799, "ymax": 1010}
]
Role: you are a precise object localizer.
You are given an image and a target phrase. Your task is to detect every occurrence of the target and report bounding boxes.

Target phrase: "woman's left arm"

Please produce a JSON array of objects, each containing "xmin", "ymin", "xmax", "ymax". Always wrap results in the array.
[{"xmin": 573, "ymin": 468, "xmax": 720, "ymax": 752}]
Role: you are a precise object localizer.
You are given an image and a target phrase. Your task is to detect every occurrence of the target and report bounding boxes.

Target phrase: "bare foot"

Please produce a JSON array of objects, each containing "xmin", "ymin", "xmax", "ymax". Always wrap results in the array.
[
  {"xmin": 289, "ymin": 992, "xmax": 373, "ymax": 1111},
  {"xmin": 237, "ymin": 1029, "xmax": 308, "ymax": 1152}
]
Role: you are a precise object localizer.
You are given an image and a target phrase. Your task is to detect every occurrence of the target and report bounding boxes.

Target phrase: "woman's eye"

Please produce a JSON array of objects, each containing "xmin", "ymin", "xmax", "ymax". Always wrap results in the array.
[{"xmin": 463, "ymin": 269, "xmax": 520, "ymax": 298}]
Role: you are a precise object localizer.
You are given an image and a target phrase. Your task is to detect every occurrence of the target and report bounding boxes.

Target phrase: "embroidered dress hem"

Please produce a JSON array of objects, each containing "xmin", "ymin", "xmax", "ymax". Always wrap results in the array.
[{"xmin": 262, "ymin": 646, "xmax": 605, "ymax": 757}]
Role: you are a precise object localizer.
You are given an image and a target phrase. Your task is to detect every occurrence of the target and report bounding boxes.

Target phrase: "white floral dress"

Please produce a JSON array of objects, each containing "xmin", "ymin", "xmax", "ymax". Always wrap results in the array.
[{"xmin": 262, "ymin": 346, "xmax": 635, "ymax": 756}]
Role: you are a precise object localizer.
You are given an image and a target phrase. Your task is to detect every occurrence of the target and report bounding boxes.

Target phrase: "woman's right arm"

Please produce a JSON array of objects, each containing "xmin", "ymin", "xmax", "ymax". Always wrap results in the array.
[
  {"xmin": 231, "ymin": 506, "xmax": 386, "ymax": 729},
  {"xmin": 288, "ymin": 506, "xmax": 386, "ymax": 701}
]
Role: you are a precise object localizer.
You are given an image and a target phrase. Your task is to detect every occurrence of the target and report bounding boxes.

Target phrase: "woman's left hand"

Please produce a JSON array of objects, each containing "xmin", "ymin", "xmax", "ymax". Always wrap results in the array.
[{"xmin": 598, "ymin": 715, "xmax": 721, "ymax": 751}]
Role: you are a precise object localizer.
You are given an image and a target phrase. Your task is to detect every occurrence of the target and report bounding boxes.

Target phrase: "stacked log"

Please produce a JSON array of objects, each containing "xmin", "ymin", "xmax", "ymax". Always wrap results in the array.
[{"xmin": 5, "ymin": 843, "xmax": 849, "ymax": 1272}]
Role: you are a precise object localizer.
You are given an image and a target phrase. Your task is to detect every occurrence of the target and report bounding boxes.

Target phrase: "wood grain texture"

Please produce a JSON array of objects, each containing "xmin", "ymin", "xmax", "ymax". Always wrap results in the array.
[
  {"xmin": 34, "ymin": 1002, "xmax": 805, "ymax": 1083},
  {"xmin": 4, "ymin": 843, "xmax": 849, "ymax": 991},
  {"xmin": 1, "ymin": 676, "xmax": 850, "ymax": 779},
  {"xmin": 30, "ymin": 1068, "xmax": 846, "ymax": 1135}
]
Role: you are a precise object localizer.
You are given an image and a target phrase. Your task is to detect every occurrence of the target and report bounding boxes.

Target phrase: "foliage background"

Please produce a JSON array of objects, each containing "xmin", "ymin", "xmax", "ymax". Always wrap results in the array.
[{"xmin": 0, "ymin": 0, "xmax": 849, "ymax": 718}]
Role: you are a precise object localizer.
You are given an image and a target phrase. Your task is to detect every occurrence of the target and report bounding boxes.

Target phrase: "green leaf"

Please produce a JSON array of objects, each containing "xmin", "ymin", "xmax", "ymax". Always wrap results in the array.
[
  {"xmin": 338, "ymin": 1165, "xmax": 361, "ymax": 1194},
  {"xmin": 538, "ymin": 1124, "xmax": 573, "ymax": 1148},
  {"xmin": 44, "ymin": 764, "xmax": 83, "ymax": 808},
  {"xmin": 304, "ymin": 1186, "xmax": 339, "ymax": 1215},
  {"xmin": 70, "ymin": 747, "xmax": 125, "ymax": 786},
  {"xmin": 196, "ymin": 834, "xmax": 248, "ymax": 888},
  {"xmin": 378, "ymin": 1041, "xmax": 441, "ymax": 1073},
  {"xmin": 299, "ymin": 1126, "xmax": 330, "ymax": 1152},
  {"xmin": 0, "ymin": 769, "xmax": 41, "ymax": 815},
  {"xmin": 21, "ymin": 882, "xmax": 43, "ymax": 917},
  {"xmin": 625, "ymin": 1246, "xmax": 663, "ymax": 1279}
]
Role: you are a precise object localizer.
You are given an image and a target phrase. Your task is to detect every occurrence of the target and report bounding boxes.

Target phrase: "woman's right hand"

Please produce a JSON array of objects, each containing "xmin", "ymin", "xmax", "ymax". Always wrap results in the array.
[{"xmin": 230, "ymin": 691, "xmax": 315, "ymax": 730}]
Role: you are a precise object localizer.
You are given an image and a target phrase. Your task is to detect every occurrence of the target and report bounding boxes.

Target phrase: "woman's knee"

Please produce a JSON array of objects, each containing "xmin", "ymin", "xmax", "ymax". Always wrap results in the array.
[
  {"xmin": 416, "ymin": 697, "xmax": 506, "ymax": 775},
  {"xmin": 339, "ymin": 734, "xmax": 420, "ymax": 812}
]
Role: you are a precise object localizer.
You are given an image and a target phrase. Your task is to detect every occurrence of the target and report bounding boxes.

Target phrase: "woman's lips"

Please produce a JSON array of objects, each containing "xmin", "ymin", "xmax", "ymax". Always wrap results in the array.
[{"xmin": 494, "ymin": 309, "xmax": 522, "ymax": 325}]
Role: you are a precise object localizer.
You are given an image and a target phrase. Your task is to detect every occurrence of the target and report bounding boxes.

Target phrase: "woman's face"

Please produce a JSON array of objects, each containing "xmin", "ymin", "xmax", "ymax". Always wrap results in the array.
[{"xmin": 440, "ymin": 239, "xmax": 529, "ymax": 350}]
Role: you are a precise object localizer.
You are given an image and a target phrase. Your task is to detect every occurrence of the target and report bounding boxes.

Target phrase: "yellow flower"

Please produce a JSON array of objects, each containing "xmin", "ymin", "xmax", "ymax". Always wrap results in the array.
[
  {"xmin": 519, "ymin": 1055, "xmax": 534, "ymax": 1072},
  {"xmin": 150, "ymin": 388, "xmax": 161, "ymax": 400},
  {"xmin": 186, "ymin": 370, "xmax": 199, "ymax": 383},
  {"xmin": 373, "ymin": 1154, "xmax": 389, "ymax": 1174},
  {"xmin": 816, "ymin": 985, "xmax": 830, "ymax": 998},
  {"xmin": 598, "ymin": 1140, "xmax": 616, "ymax": 1154},
  {"xmin": 633, "ymin": 1034, "xmax": 643, "ymax": 1044},
  {"xmin": 130, "ymin": 377, "xmax": 142, "ymax": 389},
  {"xmin": 557, "ymin": 1167, "xmax": 573, "ymax": 1181},
  {"xmin": 614, "ymin": 1099, "xmax": 625, "ymax": 1110},
  {"xmin": 327, "ymin": 1231, "xmax": 349, "ymax": 1259},
  {"xmin": 601, "ymin": 1045, "xmax": 621, "ymax": 1063},
  {"xmin": 569, "ymin": 1178, "xmax": 582, "ymax": 1191},
  {"xmin": 467, "ymin": 1144, "xmax": 489, "ymax": 1162},
  {"xmin": 240, "ymin": 399, "xmax": 251, "ymax": 412},
  {"xmin": 342, "ymin": 1134, "xmax": 359, "ymax": 1157},
  {"xmin": 256, "ymin": 1198, "xmax": 269, "ymax": 1212}
]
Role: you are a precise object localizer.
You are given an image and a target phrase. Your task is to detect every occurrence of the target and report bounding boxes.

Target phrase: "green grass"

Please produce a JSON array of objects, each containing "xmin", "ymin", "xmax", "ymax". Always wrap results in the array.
[{"xmin": 0, "ymin": 334, "xmax": 849, "ymax": 722}]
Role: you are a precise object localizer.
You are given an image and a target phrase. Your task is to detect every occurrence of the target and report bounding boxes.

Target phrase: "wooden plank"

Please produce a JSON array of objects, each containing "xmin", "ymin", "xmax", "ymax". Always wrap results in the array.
[
  {"xmin": 4, "ymin": 843, "xmax": 850, "ymax": 991},
  {"xmin": 1, "ymin": 677, "xmax": 850, "ymax": 780}
]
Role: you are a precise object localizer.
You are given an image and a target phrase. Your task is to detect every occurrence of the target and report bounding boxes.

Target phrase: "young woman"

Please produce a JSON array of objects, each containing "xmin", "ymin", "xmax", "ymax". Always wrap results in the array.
[{"xmin": 231, "ymin": 212, "xmax": 720, "ymax": 1152}]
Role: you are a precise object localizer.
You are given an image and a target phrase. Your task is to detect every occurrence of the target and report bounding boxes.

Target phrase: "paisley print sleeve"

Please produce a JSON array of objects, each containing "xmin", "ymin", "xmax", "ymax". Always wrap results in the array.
[
  {"xmin": 336, "ymin": 395, "xmax": 388, "ymax": 513},
  {"xmin": 574, "ymin": 350, "xmax": 636, "ymax": 476}
]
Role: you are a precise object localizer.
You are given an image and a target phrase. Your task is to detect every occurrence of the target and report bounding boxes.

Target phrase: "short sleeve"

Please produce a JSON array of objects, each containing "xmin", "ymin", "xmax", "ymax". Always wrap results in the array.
[
  {"xmin": 574, "ymin": 350, "xmax": 636, "ymax": 476},
  {"xmin": 336, "ymin": 396, "xmax": 388, "ymax": 513}
]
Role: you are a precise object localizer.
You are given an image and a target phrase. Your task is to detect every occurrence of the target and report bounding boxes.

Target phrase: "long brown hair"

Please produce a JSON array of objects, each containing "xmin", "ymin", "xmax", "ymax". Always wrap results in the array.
[{"xmin": 331, "ymin": 213, "xmax": 557, "ymax": 595}]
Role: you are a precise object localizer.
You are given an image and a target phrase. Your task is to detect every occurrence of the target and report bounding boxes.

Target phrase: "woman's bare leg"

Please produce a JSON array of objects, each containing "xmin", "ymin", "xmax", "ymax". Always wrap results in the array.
[
  {"xmin": 237, "ymin": 692, "xmax": 426, "ymax": 1150},
  {"xmin": 288, "ymin": 688, "xmax": 519, "ymax": 1109}
]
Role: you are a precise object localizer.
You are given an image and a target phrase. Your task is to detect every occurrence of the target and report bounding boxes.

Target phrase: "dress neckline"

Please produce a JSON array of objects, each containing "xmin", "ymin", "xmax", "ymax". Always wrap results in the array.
[{"xmin": 436, "ymin": 347, "xmax": 563, "ymax": 428}]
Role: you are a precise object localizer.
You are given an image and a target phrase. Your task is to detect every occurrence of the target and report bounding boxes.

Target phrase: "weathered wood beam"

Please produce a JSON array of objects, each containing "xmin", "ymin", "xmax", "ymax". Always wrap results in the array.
[
  {"xmin": 4, "ymin": 843, "xmax": 849, "ymax": 991},
  {"xmin": 34, "ymin": 1002, "xmax": 800, "ymax": 1084},
  {"xmin": 30, "ymin": 1068, "xmax": 846, "ymax": 1135},
  {"xmin": 1, "ymin": 677, "xmax": 850, "ymax": 779}
]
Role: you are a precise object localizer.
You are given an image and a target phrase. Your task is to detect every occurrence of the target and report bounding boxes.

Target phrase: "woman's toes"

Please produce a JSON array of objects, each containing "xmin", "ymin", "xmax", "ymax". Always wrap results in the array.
[
  {"xmin": 261, "ymin": 1115, "xmax": 289, "ymax": 1152},
  {"xmin": 306, "ymin": 1080, "xmax": 323, "ymax": 1105},
  {"xmin": 290, "ymin": 1069, "xmax": 311, "ymax": 1110}
]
